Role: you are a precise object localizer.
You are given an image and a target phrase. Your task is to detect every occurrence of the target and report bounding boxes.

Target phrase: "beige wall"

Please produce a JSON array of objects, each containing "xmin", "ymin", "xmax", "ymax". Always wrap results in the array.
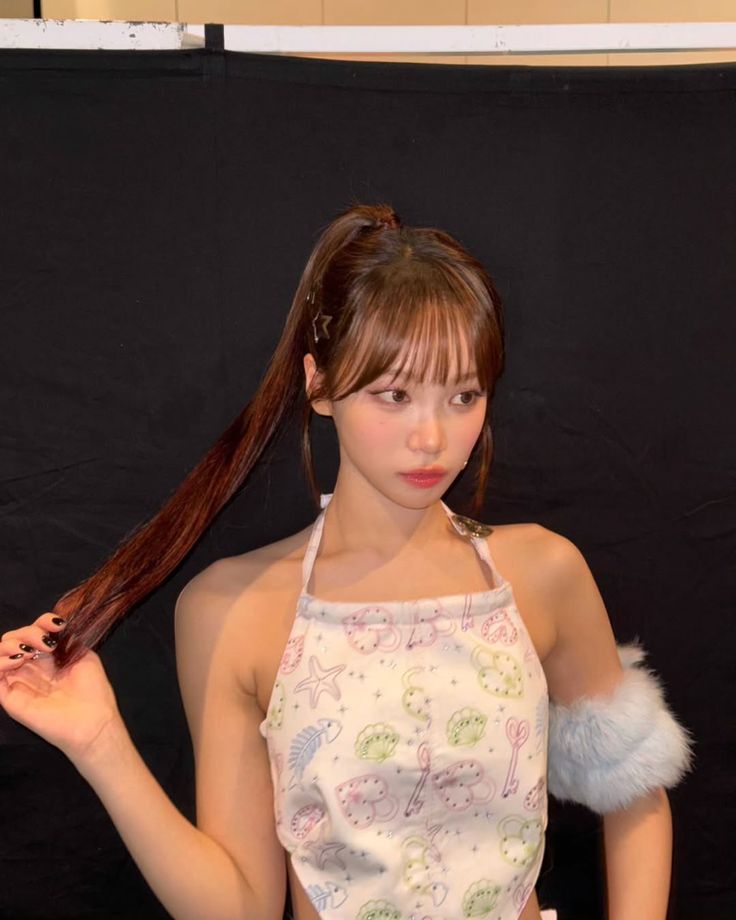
[
  {"xmin": 35, "ymin": 0, "xmax": 736, "ymax": 66},
  {"xmin": 1, "ymin": 0, "xmax": 34, "ymax": 16}
]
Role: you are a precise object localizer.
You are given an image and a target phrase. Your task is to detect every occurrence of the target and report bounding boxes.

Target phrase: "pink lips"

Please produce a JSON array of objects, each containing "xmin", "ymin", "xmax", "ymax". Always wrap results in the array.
[{"xmin": 399, "ymin": 470, "xmax": 447, "ymax": 489}]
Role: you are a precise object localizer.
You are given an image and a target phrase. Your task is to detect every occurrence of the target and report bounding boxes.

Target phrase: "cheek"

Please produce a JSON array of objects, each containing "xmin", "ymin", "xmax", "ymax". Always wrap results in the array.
[
  {"xmin": 454, "ymin": 408, "xmax": 487, "ymax": 452},
  {"xmin": 334, "ymin": 403, "xmax": 399, "ymax": 454},
  {"xmin": 351, "ymin": 414, "xmax": 396, "ymax": 450}
]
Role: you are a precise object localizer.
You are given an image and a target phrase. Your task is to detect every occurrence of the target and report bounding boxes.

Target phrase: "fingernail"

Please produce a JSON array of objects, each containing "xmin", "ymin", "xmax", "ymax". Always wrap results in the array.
[
  {"xmin": 19, "ymin": 644, "xmax": 35, "ymax": 653},
  {"xmin": 42, "ymin": 635, "xmax": 58, "ymax": 648},
  {"xmin": 9, "ymin": 653, "xmax": 23, "ymax": 660},
  {"xmin": 51, "ymin": 617, "xmax": 66, "ymax": 627}
]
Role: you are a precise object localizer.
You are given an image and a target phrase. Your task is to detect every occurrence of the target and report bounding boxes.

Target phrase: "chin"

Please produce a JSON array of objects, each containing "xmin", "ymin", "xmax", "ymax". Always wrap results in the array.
[{"xmin": 391, "ymin": 477, "xmax": 451, "ymax": 503}]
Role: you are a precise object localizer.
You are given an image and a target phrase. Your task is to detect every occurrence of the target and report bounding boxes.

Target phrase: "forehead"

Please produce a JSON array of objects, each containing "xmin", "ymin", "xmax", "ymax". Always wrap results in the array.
[{"xmin": 382, "ymin": 329, "xmax": 477, "ymax": 383}]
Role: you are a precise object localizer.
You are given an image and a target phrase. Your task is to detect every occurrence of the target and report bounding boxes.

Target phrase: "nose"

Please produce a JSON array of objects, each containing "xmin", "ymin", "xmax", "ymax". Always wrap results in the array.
[{"xmin": 408, "ymin": 411, "xmax": 447, "ymax": 456}]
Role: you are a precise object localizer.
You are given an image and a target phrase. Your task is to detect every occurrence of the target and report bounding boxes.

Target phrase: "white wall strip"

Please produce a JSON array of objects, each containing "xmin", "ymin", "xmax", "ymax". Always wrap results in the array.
[
  {"xmin": 1, "ymin": 19, "xmax": 735, "ymax": 54},
  {"xmin": 208, "ymin": 23, "xmax": 736, "ymax": 55},
  {"xmin": 0, "ymin": 19, "xmax": 189, "ymax": 50}
]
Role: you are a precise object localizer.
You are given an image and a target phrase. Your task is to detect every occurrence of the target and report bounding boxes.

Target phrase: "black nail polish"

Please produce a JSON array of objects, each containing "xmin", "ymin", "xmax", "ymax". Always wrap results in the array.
[
  {"xmin": 10, "ymin": 653, "xmax": 23, "ymax": 660},
  {"xmin": 51, "ymin": 617, "xmax": 66, "ymax": 627},
  {"xmin": 19, "ymin": 644, "xmax": 35, "ymax": 653},
  {"xmin": 42, "ymin": 635, "xmax": 58, "ymax": 648}
]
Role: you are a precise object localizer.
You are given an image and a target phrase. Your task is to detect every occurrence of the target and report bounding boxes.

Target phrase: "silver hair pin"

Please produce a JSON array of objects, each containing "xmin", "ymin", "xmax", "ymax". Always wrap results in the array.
[{"xmin": 307, "ymin": 287, "xmax": 332, "ymax": 343}]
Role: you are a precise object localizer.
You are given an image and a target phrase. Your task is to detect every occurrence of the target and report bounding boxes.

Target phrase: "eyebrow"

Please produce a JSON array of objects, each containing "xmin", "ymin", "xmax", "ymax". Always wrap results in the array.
[{"xmin": 385, "ymin": 370, "xmax": 480, "ymax": 384}]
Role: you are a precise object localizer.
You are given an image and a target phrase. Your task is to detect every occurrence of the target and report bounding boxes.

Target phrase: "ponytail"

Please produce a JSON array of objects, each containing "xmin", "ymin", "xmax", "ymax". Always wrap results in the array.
[{"xmin": 52, "ymin": 202, "xmax": 403, "ymax": 667}]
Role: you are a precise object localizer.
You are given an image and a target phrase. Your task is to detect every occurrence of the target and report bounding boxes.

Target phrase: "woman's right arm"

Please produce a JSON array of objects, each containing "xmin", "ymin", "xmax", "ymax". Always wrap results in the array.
[{"xmin": 0, "ymin": 562, "xmax": 286, "ymax": 920}]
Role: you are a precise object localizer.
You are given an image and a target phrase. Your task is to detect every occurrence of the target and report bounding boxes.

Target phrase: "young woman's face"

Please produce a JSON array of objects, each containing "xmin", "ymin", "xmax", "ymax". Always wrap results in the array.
[{"xmin": 307, "ymin": 350, "xmax": 487, "ymax": 506}]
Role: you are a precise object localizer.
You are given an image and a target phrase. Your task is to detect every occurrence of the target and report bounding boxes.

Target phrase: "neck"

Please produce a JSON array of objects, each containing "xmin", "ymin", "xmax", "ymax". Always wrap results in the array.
[{"xmin": 320, "ymin": 479, "xmax": 455, "ymax": 563}]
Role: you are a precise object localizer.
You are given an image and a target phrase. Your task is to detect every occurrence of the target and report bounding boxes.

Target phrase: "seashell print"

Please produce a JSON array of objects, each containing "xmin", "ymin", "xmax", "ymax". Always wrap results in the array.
[
  {"xmin": 280, "ymin": 635, "xmax": 305, "ymax": 674},
  {"xmin": 355, "ymin": 900, "xmax": 402, "ymax": 920},
  {"xmin": 355, "ymin": 722, "xmax": 400, "ymax": 762},
  {"xmin": 446, "ymin": 707, "xmax": 488, "ymax": 746},
  {"xmin": 462, "ymin": 880, "xmax": 502, "ymax": 917},
  {"xmin": 267, "ymin": 681, "xmax": 285, "ymax": 729}
]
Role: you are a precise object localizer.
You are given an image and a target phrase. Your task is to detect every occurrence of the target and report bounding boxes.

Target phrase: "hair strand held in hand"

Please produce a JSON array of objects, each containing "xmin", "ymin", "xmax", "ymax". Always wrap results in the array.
[{"xmin": 51, "ymin": 202, "xmax": 506, "ymax": 668}]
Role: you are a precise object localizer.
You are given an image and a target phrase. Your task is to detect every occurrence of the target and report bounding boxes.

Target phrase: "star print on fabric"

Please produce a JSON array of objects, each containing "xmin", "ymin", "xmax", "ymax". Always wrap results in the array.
[
  {"xmin": 294, "ymin": 655, "xmax": 345, "ymax": 708},
  {"xmin": 303, "ymin": 828, "xmax": 347, "ymax": 870}
]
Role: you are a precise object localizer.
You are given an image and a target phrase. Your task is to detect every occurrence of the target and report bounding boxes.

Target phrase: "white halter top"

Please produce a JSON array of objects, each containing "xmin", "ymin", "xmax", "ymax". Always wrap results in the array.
[{"xmin": 261, "ymin": 493, "xmax": 549, "ymax": 920}]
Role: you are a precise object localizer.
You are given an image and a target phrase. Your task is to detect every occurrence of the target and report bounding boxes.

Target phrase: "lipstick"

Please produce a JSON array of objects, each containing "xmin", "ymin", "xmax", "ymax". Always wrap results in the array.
[{"xmin": 399, "ymin": 469, "xmax": 447, "ymax": 489}]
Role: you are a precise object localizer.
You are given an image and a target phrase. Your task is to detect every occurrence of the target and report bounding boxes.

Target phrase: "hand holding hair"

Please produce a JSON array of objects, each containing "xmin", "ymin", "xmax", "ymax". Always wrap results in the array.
[
  {"xmin": 0, "ymin": 613, "xmax": 123, "ymax": 764},
  {"xmin": 0, "ymin": 611, "xmax": 66, "ymax": 670}
]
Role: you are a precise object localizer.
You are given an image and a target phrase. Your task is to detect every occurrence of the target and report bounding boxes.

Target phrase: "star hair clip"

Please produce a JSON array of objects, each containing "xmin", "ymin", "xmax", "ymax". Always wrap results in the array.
[{"xmin": 307, "ymin": 287, "xmax": 332, "ymax": 343}]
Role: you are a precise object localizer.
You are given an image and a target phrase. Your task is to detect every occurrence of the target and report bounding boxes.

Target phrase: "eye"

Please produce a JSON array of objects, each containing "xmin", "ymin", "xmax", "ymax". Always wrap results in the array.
[
  {"xmin": 369, "ymin": 388, "xmax": 409, "ymax": 405},
  {"xmin": 451, "ymin": 390, "xmax": 486, "ymax": 407}
]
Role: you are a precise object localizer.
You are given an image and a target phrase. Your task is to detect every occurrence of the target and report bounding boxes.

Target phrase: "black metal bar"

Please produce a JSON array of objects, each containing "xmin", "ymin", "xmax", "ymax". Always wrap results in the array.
[{"xmin": 204, "ymin": 23, "xmax": 224, "ymax": 51}]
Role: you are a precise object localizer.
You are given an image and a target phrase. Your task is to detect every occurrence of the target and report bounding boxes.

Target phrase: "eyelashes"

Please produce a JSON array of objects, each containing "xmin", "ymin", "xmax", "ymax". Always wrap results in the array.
[
  {"xmin": 368, "ymin": 388, "xmax": 486, "ymax": 407},
  {"xmin": 454, "ymin": 389, "xmax": 486, "ymax": 407}
]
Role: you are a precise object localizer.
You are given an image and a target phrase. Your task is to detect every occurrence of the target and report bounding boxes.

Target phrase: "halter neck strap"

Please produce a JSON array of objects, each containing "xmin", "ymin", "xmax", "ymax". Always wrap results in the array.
[{"xmin": 300, "ymin": 492, "xmax": 504, "ymax": 595}]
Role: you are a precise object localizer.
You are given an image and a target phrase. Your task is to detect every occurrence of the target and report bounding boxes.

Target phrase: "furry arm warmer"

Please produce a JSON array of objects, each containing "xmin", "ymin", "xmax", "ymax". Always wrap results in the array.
[{"xmin": 547, "ymin": 641, "xmax": 695, "ymax": 815}]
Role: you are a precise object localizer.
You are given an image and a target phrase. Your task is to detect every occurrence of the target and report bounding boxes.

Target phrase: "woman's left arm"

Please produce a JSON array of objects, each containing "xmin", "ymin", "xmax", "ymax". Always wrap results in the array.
[
  {"xmin": 602, "ymin": 785, "xmax": 672, "ymax": 920},
  {"xmin": 537, "ymin": 528, "xmax": 685, "ymax": 920}
]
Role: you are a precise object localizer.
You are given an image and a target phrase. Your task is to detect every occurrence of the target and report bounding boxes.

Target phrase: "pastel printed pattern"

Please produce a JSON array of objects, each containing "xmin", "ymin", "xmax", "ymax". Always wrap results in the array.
[{"xmin": 261, "ymin": 493, "xmax": 549, "ymax": 919}]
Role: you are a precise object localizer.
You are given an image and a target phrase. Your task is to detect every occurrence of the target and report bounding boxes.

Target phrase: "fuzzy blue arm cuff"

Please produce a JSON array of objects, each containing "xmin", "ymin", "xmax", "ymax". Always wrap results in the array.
[{"xmin": 547, "ymin": 641, "xmax": 695, "ymax": 815}]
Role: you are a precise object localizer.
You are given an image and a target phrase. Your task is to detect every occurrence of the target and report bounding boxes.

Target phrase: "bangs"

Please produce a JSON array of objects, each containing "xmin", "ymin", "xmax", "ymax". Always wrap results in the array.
[{"xmin": 328, "ymin": 290, "xmax": 496, "ymax": 400}]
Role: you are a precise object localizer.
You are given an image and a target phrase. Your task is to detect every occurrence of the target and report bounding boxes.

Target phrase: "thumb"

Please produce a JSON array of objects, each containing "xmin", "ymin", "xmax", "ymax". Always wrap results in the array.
[{"xmin": 0, "ymin": 672, "xmax": 41, "ymax": 718}]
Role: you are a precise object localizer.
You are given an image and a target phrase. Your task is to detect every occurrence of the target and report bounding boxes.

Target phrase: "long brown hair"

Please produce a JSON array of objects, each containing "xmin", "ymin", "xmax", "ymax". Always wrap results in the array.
[{"xmin": 52, "ymin": 202, "xmax": 506, "ymax": 667}]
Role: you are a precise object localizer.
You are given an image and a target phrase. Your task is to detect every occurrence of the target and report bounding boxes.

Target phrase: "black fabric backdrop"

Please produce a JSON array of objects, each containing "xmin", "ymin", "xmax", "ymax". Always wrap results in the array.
[{"xmin": 0, "ymin": 42, "xmax": 734, "ymax": 920}]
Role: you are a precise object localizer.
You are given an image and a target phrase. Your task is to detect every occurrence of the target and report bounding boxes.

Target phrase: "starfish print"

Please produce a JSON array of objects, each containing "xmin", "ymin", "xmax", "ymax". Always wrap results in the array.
[
  {"xmin": 294, "ymin": 655, "xmax": 345, "ymax": 708},
  {"xmin": 303, "ymin": 828, "xmax": 347, "ymax": 870}
]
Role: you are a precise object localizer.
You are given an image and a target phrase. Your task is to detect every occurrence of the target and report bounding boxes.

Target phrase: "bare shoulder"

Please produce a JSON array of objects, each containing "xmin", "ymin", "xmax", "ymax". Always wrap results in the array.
[
  {"xmin": 178, "ymin": 520, "xmax": 313, "ymax": 596},
  {"xmin": 493, "ymin": 522, "xmax": 623, "ymax": 703},
  {"xmin": 176, "ymin": 521, "xmax": 313, "ymax": 610},
  {"xmin": 489, "ymin": 522, "xmax": 584, "ymax": 664},
  {"xmin": 174, "ymin": 523, "xmax": 313, "ymax": 694},
  {"xmin": 490, "ymin": 521, "xmax": 578, "ymax": 591}
]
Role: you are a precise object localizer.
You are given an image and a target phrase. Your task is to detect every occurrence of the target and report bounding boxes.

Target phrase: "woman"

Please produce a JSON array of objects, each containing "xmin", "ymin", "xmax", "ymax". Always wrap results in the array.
[{"xmin": 0, "ymin": 203, "xmax": 692, "ymax": 920}]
